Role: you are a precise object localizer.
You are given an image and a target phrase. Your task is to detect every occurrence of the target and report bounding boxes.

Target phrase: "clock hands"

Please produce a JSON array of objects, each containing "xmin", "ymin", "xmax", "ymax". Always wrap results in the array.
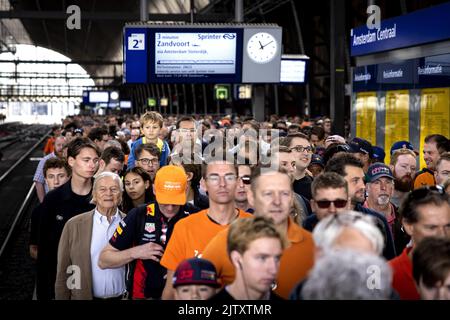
[
  {"xmin": 258, "ymin": 41, "xmax": 264, "ymax": 50},
  {"xmin": 260, "ymin": 40, "xmax": 274, "ymax": 49}
]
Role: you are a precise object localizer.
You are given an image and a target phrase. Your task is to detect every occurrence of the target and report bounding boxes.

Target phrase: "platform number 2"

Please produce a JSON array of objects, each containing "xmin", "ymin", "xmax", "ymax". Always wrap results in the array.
[{"xmin": 128, "ymin": 34, "xmax": 145, "ymax": 51}]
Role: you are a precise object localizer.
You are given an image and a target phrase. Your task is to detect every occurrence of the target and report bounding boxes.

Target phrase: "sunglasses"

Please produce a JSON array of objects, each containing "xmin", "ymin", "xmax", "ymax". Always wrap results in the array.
[
  {"xmin": 239, "ymin": 175, "xmax": 251, "ymax": 185},
  {"xmin": 315, "ymin": 199, "xmax": 348, "ymax": 209}
]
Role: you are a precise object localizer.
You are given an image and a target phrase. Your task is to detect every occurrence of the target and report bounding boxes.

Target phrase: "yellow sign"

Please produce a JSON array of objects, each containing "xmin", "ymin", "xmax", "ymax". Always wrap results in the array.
[
  {"xmin": 355, "ymin": 92, "xmax": 377, "ymax": 145},
  {"xmin": 419, "ymin": 88, "xmax": 450, "ymax": 169},
  {"xmin": 384, "ymin": 90, "xmax": 410, "ymax": 165}
]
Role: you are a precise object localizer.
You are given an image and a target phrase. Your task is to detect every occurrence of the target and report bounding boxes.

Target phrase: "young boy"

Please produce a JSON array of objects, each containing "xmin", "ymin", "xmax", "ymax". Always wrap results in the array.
[
  {"xmin": 128, "ymin": 111, "xmax": 170, "ymax": 169},
  {"xmin": 173, "ymin": 258, "xmax": 220, "ymax": 300}
]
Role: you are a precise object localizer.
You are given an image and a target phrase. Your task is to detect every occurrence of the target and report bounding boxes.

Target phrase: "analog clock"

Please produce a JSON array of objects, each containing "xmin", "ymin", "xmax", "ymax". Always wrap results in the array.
[{"xmin": 246, "ymin": 32, "xmax": 278, "ymax": 64}]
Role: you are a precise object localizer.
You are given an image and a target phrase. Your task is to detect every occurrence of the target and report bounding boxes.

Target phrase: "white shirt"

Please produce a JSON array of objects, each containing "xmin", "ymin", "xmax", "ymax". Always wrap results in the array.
[{"xmin": 90, "ymin": 209, "xmax": 126, "ymax": 298}]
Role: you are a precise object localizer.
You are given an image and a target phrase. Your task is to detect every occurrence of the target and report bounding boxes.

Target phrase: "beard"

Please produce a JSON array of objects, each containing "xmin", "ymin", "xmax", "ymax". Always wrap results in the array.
[
  {"xmin": 394, "ymin": 175, "xmax": 413, "ymax": 192},
  {"xmin": 377, "ymin": 195, "xmax": 391, "ymax": 206}
]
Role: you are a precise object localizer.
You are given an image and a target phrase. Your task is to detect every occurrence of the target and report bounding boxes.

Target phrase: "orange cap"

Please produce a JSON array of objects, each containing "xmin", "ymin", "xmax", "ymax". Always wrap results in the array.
[{"xmin": 154, "ymin": 165, "xmax": 187, "ymax": 205}]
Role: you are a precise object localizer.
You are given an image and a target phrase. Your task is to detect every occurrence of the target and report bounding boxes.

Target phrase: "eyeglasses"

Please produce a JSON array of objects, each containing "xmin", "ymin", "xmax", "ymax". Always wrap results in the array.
[
  {"xmin": 206, "ymin": 174, "xmax": 237, "ymax": 185},
  {"xmin": 137, "ymin": 158, "xmax": 159, "ymax": 166},
  {"xmin": 315, "ymin": 199, "xmax": 348, "ymax": 209},
  {"xmin": 178, "ymin": 128, "xmax": 196, "ymax": 134},
  {"xmin": 290, "ymin": 145, "xmax": 313, "ymax": 153},
  {"xmin": 239, "ymin": 175, "xmax": 251, "ymax": 185}
]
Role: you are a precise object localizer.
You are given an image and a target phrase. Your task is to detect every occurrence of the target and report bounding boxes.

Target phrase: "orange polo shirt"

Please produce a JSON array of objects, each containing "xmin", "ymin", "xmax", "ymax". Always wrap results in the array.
[
  {"xmin": 160, "ymin": 209, "xmax": 252, "ymax": 271},
  {"xmin": 202, "ymin": 217, "xmax": 315, "ymax": 299}
]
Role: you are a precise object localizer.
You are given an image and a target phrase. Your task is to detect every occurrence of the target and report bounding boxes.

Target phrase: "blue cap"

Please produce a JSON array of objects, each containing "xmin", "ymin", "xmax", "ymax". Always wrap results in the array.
[
  {"xmin": 390, "ymin": 141, "xmax": 418, "ymax": 155},
  {"xmin": 349, "ymin": 137, "xmax": 373, "ymax": 158},
  {"xmin": 366, "ymin": 163, "xmax": 394, "ymax": 183},
  {"xmin": 372, "ymin": 146, "xmax": 386, "ymax": 163},
  {"xmin": 310, "ymin": 154, "xmax": 324, "ymax": 167}
]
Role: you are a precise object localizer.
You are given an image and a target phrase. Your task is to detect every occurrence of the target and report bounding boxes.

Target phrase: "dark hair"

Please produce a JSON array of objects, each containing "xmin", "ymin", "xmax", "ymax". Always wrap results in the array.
[
  {"xmin": 288, "ymin": 124, "xmax": 300, "ymax": 132},
  {"xmin": 413, "ymin": 237, "xmax": 450, "ymax": 288},
  {"xmin": 121, "ymin": 167, "xmax": 154, "ymax": 214},
  {"xmin": 118, "ymin": 139, "xmax": 130, "ymax": 155},
  {"xmin": 284, "ymin": 132, "xmax": 310, "ymax": 148},
  {"xmin": 322, "ymin": 143, "xmax": 351, "ymax": 166},
  {"xmin": 310, "ymin": 126, "xmax": 325, "ymax": 141},
  {"xmin": 88, "ymin": 127, "xmax": 108, "ymax": 142},
  {"xmin": 67, "ymin": 137, "xmax": 100, "ymax": 159},
  {"xmin": 425, "ymin": 134, "xmax": 447, "ymax": 145},
  {"xmin": 311, "ymin": 172, "xmax": 348, "ymax": 198},
  {"xmin": 400, "ymin": 187, "xmax": 450, "ymax": 224},
  {"xmin": 134, "ymin": 143, "xmax": 161, "ymax": 160},
  {"xmin": 176, "ymin": 116, "xmax": 195, "ymax": 130},
  {"xmin": 101, "ymin": 146, "xmax": 125, "ymax": 165},
  {"xmin": 43, "ymin": 157, "xmax": 71, "ymax": 178},
  {"xmin": 437, "ymin": 139, "xmax": 450, "ymax": 154},
  {"xmin": 181, "ymin": 163, "xmax": 202, "ymax": 190},
  {"xmin": 324, "ymin": 153, "xmax": 363, "ymax": 176}
]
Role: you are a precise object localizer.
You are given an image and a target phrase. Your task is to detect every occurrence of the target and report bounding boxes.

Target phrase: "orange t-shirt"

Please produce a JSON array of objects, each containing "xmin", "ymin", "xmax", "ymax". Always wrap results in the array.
[
  {"xmin": 414, "ymin": 169, "xmax": 435, "ymax": 189},
  {"xmin": 389, "ymin": 247, "xmax": 420, "ymax": 300},
  {"xmin": 202, "ymin": 217, "xmax": 315, "ymax": 299},
  {"xmin": 160, "ymin": 209, "xmax": 252, "ymax": 271}
]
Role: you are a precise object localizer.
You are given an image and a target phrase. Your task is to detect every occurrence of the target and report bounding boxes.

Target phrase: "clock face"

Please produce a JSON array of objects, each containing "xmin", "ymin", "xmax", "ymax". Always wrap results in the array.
[{"xmin": 246, "ymin": 32, "xmax": 278, "ymax": 64}]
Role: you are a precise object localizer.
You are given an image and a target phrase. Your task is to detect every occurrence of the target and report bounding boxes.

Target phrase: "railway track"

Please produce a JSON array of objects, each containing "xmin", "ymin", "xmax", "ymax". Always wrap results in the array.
[{"xmin": 0, "ymin": 124, "xmax": 50, "ymax": 300}]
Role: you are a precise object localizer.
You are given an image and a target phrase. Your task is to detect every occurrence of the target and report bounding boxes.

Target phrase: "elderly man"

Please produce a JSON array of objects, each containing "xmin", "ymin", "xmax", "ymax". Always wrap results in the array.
[
  {"xmin": 36, "ymin": 137, "xmax": 100, "ymax": 300},
  {"xmin": 290, "ymin": 210, "xmax": 390, "ymax": 299},
  {"xmin": 99, "ymin": 165, "xmax": 197, "ymax": 299},
  {"xmin": 364, "ymin": 163, "xmax": 396, "ymax": 235},
  {"xmin": 301, "ymin": 249, "xmax": 393, "ymax": 300},
  {"xmin": 325, "ymin": 153, "xmax": 397, "ymax": 260},
  {"xmin": 55, "ymin": 172, "xmax": 126, "ymax": 300},
  {"xmin": 364, "ymin": 163, "xmax": 409, "ymax": 255}
]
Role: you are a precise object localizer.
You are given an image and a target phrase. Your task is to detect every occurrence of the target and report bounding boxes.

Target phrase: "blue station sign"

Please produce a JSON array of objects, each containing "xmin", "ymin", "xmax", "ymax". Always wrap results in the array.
[{"xmin": 351, "ymin": 2, "xmax": 450, "ymax": 56}]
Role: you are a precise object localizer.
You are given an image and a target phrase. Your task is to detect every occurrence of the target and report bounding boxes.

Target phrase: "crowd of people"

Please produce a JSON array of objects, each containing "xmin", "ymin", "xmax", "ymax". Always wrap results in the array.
[{"xmin": 29, "ymin": 111, "xmax": 450, "ymax": 300}]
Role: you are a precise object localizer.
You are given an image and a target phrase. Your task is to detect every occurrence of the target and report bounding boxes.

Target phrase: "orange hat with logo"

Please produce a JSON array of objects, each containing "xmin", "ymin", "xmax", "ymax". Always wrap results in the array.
[{"xmin": 154, "ymin": 165, "xmax": 187, "ymax": 205}]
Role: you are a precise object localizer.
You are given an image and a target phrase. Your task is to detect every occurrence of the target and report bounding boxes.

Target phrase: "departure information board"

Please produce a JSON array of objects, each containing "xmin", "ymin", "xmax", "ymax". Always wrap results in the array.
[{"xmin": 149, "ymin": 29, "xmax": 243, "ymax": 83}]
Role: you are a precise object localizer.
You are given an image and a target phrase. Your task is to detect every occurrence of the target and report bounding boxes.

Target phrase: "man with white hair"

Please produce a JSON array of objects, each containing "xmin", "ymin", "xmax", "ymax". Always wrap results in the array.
[
  {"xmin": 290, "ymin": 210, "xmax": 389, "ymax": 299},
  {"xmin": 301, "ymin": 249, "xmax": 393, "ymax": 300}
]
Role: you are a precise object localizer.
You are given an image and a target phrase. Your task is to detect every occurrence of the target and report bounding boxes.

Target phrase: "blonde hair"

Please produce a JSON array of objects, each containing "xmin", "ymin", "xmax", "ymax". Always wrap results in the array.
[
  {"xmin": 140, "ymin": 111, "xmax": 163, "ymax": 128},
  {"xmin": 390, "ymin": 149, "xmax": 416, "ymax": 166}
]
